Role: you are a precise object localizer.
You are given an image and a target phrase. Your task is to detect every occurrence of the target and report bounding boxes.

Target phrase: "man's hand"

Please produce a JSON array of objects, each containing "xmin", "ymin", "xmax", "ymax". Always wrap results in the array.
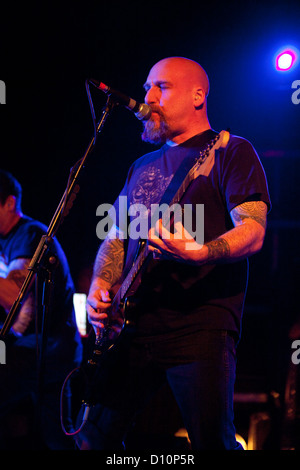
[
  {"xmin": 86, "ymin": 279, "xmax": 112, "ymax": 334},
  {"xmin": 148, "ymin": 219, "xmax": 208, "ymax": 264}
]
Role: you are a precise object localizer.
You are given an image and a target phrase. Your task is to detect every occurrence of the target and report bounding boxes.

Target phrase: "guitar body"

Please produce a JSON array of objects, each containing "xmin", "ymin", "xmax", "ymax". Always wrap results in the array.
[
  {"xmin": 84, "ymin": 280, "xmax": 144, "ymax": 406},
  {"xmin": 88, "ymin": 239, "xmax": 153, "ymax": 359}
]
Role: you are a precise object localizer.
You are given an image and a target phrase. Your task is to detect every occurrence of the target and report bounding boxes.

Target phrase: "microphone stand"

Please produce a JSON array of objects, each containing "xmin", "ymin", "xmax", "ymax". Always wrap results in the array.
[{"xmin": 0, "ymin": 96, "xmax": 115, "ymax": 436}]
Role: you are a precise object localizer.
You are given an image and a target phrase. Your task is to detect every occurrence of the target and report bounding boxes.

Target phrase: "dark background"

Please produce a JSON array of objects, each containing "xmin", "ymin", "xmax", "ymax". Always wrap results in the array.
[{"xmin": 1, "ymin": 0, "xmax": 300, "ymax": 448}]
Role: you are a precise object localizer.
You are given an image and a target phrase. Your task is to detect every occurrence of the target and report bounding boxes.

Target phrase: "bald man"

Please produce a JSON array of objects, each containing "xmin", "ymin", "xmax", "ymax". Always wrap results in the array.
[
  {"xmin": 78, "ymin": 57, "xmax": 271, "ymax": 450},
  {"xmin": 142, "ymin": 57, "xmax": 210, "ymax": 145}
]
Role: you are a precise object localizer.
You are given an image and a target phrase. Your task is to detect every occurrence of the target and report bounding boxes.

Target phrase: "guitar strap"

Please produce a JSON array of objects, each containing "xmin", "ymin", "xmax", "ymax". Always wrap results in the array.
[{"xmin": 155, "ymin": 130, "xmax": 219, "ymax": 210}]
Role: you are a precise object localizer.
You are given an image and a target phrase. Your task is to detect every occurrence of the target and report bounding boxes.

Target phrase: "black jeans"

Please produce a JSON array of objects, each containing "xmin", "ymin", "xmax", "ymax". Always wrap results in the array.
[{"xmin": 76, "ymin": 329, "xmax": 243, "ymax": 450}]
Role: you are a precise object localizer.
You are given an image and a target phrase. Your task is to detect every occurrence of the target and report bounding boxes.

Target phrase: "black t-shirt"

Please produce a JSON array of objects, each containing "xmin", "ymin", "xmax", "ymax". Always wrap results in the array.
[
  {"xmin": 0, "ymin": 216, "xmax": 82, "ymax": 369},
  {"xmin": 112, "ymin": 130, "xmax": 271, "ymax": 340}
]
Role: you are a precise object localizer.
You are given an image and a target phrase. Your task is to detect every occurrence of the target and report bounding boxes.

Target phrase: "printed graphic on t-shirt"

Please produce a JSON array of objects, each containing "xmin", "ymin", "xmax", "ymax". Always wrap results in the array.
[{"xmin": 131, "ymin": 166, "xmax": 173, "ymax": 209}]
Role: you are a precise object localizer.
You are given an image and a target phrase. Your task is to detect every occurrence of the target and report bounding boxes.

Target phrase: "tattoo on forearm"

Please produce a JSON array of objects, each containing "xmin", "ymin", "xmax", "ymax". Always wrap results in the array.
[
  {"xmin": 93, "ymin": 237, "xmax": 124, "ymax": 286},
  {"xmin": 231, "ymin": 201, "xmax": 267, "ymax": 229},
  {"xmin": 206, "ymin": 238, "xmax": 230, "ymax": 262}
]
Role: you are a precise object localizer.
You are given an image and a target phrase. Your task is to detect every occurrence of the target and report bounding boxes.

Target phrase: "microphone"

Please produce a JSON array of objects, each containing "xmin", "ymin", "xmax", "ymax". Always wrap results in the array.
[{"xmin": 89, "ymin": 79, "xmax": 152, "ymax": 121}]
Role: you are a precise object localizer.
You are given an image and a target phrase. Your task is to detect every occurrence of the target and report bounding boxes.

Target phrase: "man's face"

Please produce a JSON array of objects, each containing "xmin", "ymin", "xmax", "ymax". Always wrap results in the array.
[{"xmin": 141, "ymin": 59, "xmax": 196, "ymax": 144}]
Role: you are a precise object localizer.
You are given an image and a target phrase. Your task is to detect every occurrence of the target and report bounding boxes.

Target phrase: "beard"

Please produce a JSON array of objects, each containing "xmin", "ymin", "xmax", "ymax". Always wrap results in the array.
[{"xmin": 141, "ymin": 111, "xmax": 170, "ymax": 145}]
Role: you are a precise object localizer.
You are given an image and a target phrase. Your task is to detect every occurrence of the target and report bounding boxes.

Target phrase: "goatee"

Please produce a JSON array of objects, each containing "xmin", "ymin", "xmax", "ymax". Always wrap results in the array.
[{"xmin": 141, "ymin": 116, "xmax": 169, "ymax": 145}]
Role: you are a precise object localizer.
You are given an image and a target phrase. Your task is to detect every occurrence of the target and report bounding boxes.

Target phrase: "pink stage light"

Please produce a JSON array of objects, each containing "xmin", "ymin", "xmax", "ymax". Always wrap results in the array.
[{"xmin": 275, "ymin": 47, "xmax": 298, "ymax": 71}]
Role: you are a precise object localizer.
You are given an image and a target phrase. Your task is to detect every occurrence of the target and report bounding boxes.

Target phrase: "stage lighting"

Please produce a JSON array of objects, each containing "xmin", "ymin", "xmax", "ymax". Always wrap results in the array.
[{"xmin": 275, "ymin": 46, "xmax": 298, "ymax": 71}]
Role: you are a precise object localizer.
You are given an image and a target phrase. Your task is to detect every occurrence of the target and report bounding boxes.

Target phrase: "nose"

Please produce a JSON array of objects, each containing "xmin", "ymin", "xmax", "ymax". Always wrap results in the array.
[{"xmin": 145, "ymin": 86, "xmax": 159, "ymax": 105}]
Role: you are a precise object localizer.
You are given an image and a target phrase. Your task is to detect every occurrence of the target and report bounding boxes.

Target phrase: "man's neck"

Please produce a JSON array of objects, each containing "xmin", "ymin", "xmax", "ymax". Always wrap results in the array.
[
  {"xmin": 167, "ymin": 125, "xmax": 211, "ymax": 146},
  {"xmin": 2, "ymin": 212, "xmax": 22, "ymax": 236}
]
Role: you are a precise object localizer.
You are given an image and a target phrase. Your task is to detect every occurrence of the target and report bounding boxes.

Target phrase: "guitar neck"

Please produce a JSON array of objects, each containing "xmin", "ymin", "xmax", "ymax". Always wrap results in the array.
[
  {"xmin": 120, "ymin": 243, "xmax": 150, "ymax": 299},
  {"xmin": 167, "ymin": 132, "xmax": 221, "ymax": 208},
  {"xmin": 168, "ymin": 168, "xmax": 194, "ymax": 208},
  {"xmin": 112, "ymin": 242, "xmax": 150, "ymax": 307}
]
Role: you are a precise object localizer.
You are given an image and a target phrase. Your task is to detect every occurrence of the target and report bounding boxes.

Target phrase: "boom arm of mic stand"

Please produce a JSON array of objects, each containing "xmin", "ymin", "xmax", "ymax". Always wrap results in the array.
[{"xmin": 0, "ymin": 97, "xmax": 114, "ymax": 340}]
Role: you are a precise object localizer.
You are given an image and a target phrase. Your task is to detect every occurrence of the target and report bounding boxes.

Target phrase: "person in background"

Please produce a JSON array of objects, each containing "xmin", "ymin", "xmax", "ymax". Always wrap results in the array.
[{"xmin": 0, "ymin": 169, "xmax": 82, "ymax": 449}]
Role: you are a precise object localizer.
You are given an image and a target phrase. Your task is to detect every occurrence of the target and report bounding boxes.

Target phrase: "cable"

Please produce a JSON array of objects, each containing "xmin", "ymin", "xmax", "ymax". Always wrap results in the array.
[{"xmin": 60, "ymin": 366, "xmax": 90, "ymax": 436}]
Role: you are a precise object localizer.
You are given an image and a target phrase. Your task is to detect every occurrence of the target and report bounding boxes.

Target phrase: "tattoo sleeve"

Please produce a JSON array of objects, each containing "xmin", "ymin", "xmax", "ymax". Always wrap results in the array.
[
  {"xmin": 230, "ymin": 201, "xmax": 268, "ymax": 229},
  {"xmin": 206, "ymin": 238, "xmax": 230, "ymax": 262},
  {"xmin": 204, "ymin": 201, "xmax": 267, "ymax": 264},
  {"xmin": 93, "ymin": 237, "xmax": 125, "ymax": 286}
]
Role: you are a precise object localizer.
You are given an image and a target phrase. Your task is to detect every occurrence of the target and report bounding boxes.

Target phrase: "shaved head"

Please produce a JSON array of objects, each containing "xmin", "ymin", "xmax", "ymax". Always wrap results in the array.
[
  {"xmin": 142, "ymin": 57, "xmax": 211, "ymax": 145},
  {"xmin": 150, "ymin": 57, "xmax": 210, "ymax": 96}
]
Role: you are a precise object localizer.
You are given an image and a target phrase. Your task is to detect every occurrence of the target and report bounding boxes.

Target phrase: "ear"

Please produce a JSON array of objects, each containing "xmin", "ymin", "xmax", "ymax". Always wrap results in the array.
[
  {"xmin": 4, "ymin": 195, "xmax": 17, "ymax": 212},
  {"xmin": 193, "ymin": 88, "xmax": 206, "ymax": 108}
]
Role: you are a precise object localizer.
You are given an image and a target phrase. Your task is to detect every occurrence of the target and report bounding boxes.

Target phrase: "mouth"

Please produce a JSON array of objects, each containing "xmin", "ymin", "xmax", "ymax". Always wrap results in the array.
[
  {"xmin": 150, "ymin": 112, "xmax": 160, "ymax": 119},
  {"xmin": 149, "ymin": 109, "xmax": 163, "ymax": 122},
  {"xmin": 149, "ymin": 106, "xmax": 162, "ymax": 116}
]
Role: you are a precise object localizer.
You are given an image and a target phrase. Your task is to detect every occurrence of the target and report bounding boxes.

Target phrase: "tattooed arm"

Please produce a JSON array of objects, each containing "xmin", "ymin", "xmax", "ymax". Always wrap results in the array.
[
  {"xmin": 205, "ymin": 200, "xmax": 268, "ymax": 263},
  {"xmin": 86, "ymin": 226, "xmax": 125, "ymax": 331},
  {"xmin": 148, "ymin": 200, "xmax": 268, "ymax": 265}
]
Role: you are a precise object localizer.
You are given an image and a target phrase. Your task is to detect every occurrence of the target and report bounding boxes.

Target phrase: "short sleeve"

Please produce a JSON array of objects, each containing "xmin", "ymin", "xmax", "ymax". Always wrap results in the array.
[
  {"xmin": 219, "ymin": 136, "xmax": 271, "ymax": 213},
  {"xmin": 7, "ymin": 222, "xmax": 45, "ymax": 263}
]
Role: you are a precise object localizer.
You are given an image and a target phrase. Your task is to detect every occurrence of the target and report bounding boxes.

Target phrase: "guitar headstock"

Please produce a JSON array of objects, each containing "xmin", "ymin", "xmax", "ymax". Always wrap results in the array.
[
  {"xmin": 216, "ymin": 129, "xmax": 230, "ymax": 150},
  {"xmin": 193, "ymin": 129, "xmax": 230, "ymax": 179}
]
